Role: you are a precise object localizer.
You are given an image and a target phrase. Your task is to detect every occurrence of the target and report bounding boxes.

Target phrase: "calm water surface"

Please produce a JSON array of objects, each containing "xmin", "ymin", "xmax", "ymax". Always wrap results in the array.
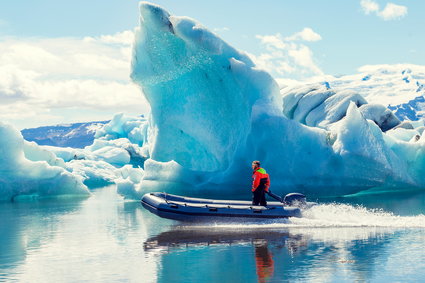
[{"xmin": 1, "ymin": 186, "xmax": 425, "ymax": 282}]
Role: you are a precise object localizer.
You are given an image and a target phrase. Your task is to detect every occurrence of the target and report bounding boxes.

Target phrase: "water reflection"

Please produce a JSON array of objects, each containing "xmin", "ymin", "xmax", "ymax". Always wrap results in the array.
[
  {"xmin": 144, "ymin": 227, "xmax": 296, "ymax": 251},
  {"xmin": 144, "ymin": 226, "xmax": 403, "ymax": 283},
  {"xmin": 0, "ymin": 199, "xmax": 84, "ymax": 273},
  {"xmin": 253, "ymin": 240, "xmax": 274, "ymax": 283},
  {"xmin": 0, "ymin": 186, "xmax": 159, "ymax": 282},
  {"xmin": 1, "ymin": 185, "xmax": 424, "ymax": 282}
]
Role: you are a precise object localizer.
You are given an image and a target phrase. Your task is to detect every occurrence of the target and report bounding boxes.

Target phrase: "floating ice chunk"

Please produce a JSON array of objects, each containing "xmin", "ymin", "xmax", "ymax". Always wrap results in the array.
[
  {"xmin": 23, "ymin": 141, "xmax": 66, "ymax": 168},
  {"xmin": 95, "ymin": 113, "xmax": 148, "ymax": 146},
  {"xmin": 0, "ymin": 122, "xmax": 89, "ymax": 201},
  {"xmin": 86, "ymin": 138, "xmax": 146, "ymax": 166},
  {"xmin": 90, "ymin": 146, "xmax": 130, "ymax": 165},
  {"xmin": 142, "ymin": 159, "xmax": 184, "ymax": 183},
  {"xmin": 39, "ymin": 146, "xmax": 88, "ymax": 162},
  {"xmin": 118, "ymin": 165, "xmax": 144, "ymax": 182},
  {"xmin": 116, "ymin": 178, "xmax": 143, "ymax": 200},
  {"xmin": 66, "ymin": 159, "xmax": 118, "ymax": 187},
  {"xmin": 115, "ymin": 165, "xmax": 145, "ymax": 199}
]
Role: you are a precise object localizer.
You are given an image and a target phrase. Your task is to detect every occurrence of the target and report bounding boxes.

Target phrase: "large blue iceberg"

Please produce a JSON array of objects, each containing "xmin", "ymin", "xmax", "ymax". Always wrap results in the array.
[{"xmin": 128, "ymin": 2, "xmax": 425, "ymax": 196}]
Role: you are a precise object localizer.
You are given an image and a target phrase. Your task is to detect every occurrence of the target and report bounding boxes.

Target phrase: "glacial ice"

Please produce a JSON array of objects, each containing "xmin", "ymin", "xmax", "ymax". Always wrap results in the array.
[
  {"xmin": 358, "ymin": 104, "xmax": 401, "ymax": 132},
  {"xmin": 2, "ymin": 2, "xmax": 425, "ymax": 202},
  {"xmin": 293, "ymin": 64, "xmax": 425, "ymax": 121},
  {"xmin": 281, "ymin": 84, "xmax": 403, "ymax": 132},
  {"xmin": 126, "ymin": 2, "xmax": 425, "ymax": 197},
  {"xmin": 0, "ymin": 122, "xmax": 90, "ymax": 201}
]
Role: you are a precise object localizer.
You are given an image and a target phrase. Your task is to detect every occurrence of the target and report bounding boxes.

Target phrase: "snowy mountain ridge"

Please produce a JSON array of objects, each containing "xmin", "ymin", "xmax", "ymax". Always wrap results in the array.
[{"xmin": 21, "ymin": 121, "xmax": 109, "ymax": 148}]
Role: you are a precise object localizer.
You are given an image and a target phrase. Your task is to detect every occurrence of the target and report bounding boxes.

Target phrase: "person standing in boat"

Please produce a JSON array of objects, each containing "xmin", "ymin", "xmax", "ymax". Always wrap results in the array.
[{"xmin": 251, "ymin": 160, "xmax": 270, "ymax": 206}]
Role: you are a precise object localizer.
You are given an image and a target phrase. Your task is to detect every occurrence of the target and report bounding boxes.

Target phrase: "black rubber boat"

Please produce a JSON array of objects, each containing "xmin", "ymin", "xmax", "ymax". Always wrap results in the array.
[{"xmin": 141, "ymin": 191, "xmax": 312, "ymax": 222}]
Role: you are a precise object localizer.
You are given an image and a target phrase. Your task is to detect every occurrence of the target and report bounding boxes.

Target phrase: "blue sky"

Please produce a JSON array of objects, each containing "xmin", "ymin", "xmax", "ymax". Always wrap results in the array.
[{"xmin": 0, "ymin": 0, "xmax": 423, "ymax": 128}]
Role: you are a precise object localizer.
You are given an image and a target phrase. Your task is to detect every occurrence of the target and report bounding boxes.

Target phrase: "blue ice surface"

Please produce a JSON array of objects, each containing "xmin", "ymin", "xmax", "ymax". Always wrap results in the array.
[
  {"xmin": 127, "ymin": 2, "xmax": 425, "ymax": 197},
  {"xmin": 0, "ymin": 122, "xmax": 90, "ymax": 202}
]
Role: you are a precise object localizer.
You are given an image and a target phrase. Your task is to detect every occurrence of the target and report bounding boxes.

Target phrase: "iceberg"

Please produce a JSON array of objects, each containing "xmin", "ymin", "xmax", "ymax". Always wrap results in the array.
[
  {"xmin": 131, "ymin": 2, "xmax": 280, "ymax": 175},
  {"xmin": 126, "ymin": 2, "xmax": 425, "ymax": 197},
  {"xmin": 0, "ymin": 116, "xmax": 148, "ymax": 199},
  {"xmin": 288, "ymin": 64, "xmax": 425, "ymax": 121},
  {"xmin": 281, "ymin": 84, "xmax": 402, "ymax": 132},
  {"xmin": 0, "ymin": 122, "xmax": 90, "ymax": 201}
]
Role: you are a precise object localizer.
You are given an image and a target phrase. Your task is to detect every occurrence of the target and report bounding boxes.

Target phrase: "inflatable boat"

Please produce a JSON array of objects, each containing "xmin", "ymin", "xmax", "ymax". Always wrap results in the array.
[{"xmin": 141, "ymin": 192, "xmax": 312, "ymax": 222}]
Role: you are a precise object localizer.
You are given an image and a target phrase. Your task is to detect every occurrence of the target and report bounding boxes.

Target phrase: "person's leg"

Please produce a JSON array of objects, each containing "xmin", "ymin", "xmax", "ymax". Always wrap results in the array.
[
  {"xmin": 252, "ymin": 190, "xmax": 261, "ymax": 205},
  {"xmin": 260, "ymin": 188, "xmax": 267, "ymax": 206}
]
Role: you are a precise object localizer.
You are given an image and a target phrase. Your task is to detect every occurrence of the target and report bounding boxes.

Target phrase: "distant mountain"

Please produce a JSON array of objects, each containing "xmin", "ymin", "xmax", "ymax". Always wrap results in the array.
[{"xmin": 21, "ymin": 121, "xmax": 109, "ymax": 148}]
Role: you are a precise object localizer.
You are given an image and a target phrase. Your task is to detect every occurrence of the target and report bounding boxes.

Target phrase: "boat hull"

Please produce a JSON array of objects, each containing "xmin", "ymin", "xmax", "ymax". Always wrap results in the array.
[{"xmin": 141, "ymin": 192, "xmax": 302, "ymax": 222}]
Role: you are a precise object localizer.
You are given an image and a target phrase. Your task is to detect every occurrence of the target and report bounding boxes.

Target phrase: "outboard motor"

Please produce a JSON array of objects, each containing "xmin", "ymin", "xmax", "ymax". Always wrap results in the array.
[{"xmin": 283, "ymin": 193, "xmax": 306, "ymax": 207}]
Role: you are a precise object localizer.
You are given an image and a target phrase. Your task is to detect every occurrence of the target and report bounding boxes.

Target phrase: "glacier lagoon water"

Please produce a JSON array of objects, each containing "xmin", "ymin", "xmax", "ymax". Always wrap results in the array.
[{"xmin": 1, "ymin": 186, "xmax": 425, "ymax": 283}]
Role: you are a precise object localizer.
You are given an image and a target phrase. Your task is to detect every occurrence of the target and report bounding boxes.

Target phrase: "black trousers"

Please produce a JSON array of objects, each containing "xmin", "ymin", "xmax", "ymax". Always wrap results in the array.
[{"xmin": 252, "ymin": 187, "xmax": 267, "ymax": 206}]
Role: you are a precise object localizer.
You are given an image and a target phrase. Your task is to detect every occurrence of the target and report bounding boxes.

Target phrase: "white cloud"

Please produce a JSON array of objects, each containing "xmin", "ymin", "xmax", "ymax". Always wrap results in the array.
[
  {"xmin": 85, "ymin": 30, "xmax": 135, "ymax": 45},
  {"xmin": 360, "ymin": 0, "xmax": 380, "ymax": 14},
  {"xmin": 378, "ymin": 3, "xmax": 408, "ymax": 20},
  {"xmin": 255, "ymin": 34, "xmax": 286, "ymax": 50},
  {"xmin": 253, "ymin": 29, "xmax": 323, "ymax": 80},
  {"xmin": 0, "ymin": 31, "xmax": 150, "ymax": 129},
  {"xmin": 360, "ymin": 1, "xmax": 407, "ymax": 20},
  {"xmin": 285, "ymin": 28, "xmax": 322, "ymax": 42},
  {"xmin": 288, "ymin": 45, "xmax": 323, "ymax": 75}
]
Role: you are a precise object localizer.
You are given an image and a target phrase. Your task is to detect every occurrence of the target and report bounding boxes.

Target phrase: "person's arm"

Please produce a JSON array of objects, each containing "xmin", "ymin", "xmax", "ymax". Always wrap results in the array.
[
  {"xmin": 252, "ymin": 172, "xmax": 260, "ymax": 191},
  {"xmin": 265, "ymin": 175, "xmax": 270, "ymax": 192}
]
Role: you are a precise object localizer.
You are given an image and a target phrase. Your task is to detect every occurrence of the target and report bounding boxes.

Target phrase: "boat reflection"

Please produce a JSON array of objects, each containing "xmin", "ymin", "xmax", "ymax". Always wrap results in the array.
[
  {"xmin": 144, "ymin": 226, "xmax": 306, "ymax": 253},
  {"xmin": 144, "ymin": 225, "xmax": 398, "ymax": 282}
]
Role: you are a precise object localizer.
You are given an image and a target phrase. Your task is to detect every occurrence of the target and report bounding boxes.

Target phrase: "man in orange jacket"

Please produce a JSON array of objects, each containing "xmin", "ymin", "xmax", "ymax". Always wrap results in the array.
[{"xmin": 251, "ymin": 160, "xmax": 270, "ymax": 206}]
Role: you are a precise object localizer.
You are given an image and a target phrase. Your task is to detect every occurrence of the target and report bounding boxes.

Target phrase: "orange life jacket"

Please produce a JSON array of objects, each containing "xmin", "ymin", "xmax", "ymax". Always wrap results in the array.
[{"xmin": 252, "ymin": 167, "xmax": 270, "ymax": 192}]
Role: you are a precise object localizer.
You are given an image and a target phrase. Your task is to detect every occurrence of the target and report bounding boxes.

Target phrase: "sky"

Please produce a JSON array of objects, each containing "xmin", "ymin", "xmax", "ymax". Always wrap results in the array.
[{"xmin": 0, "ymin": 0, "xmax": 423, "ymax": 129}]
